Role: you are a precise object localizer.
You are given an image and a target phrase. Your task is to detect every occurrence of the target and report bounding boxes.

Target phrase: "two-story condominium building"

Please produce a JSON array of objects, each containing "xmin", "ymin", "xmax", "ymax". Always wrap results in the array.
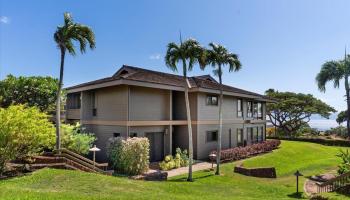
[{"xmin": 65, "ymin": 65, "xmax": 273, "ymax": 162}]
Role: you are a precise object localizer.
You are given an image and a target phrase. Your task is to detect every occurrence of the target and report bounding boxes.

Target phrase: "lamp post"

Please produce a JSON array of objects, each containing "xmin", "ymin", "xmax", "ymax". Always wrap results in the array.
[
  {"xmin": 209, "ymin": 153, "xmax": 216, "ymax": 170},
  {"xmin": 89, "ymin": 145, "xmax": 100, "ymax": 169},
  {"xmin": 294, "ymin": 170, "xmax": 303, "ymax": 194}
]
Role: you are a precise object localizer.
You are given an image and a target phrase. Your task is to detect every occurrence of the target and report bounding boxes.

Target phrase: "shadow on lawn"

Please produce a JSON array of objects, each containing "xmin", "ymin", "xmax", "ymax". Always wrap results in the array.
[
  {"xmin": 168, "ymin": 174, "xmax": 214, "ymax": 182},
  {"xmin": 287, "ymin": 192, "xmax": 305, "ymax": 199}
]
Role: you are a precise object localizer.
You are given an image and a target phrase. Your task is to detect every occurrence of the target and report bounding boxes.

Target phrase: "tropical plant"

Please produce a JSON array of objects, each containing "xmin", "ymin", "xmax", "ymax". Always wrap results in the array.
[
  {"xmin": 202, "ymin": 43, "xmax": 241, "ymax": 175},
  {"xmin": 316, "ymin": 53, "xmax": 350, "ymax": 137},
  {"xmin": 54, "ymin": 12, "xmax": 95, "ymax": 150},
  {"xmin": 265, "ymin": 89, "xmax": 336, "ymax": 136},
  {"xmin": 337, "ymin": 149, "xmax": 350, "ymax": 174},
  {"xmin": 159, "ymin": 148, "xmax": 189, "ymax": 171},
  {"xmin": 107, "ymin": 137, "xmax": 149, "ymax": 176},
  {"xmin": 165, "ymin": 37, "xmax": 205, "ymax": 181},
  {"xmin": 0, "ymin": 105, "xmax": 55, "ymax": 175},
  {"xmin": 0, "ymin": 75, "xmax": 59, "ymax": 113},
  {"xmin": 60, "ymin": 123, "xmax": 96, "ymax": 155}
]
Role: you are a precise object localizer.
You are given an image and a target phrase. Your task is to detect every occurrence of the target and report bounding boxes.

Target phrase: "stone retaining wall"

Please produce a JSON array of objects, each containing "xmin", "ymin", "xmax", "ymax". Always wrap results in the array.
[{"xmin": 234, "ymin": 165, "xmax": 276, "ymax": 178}]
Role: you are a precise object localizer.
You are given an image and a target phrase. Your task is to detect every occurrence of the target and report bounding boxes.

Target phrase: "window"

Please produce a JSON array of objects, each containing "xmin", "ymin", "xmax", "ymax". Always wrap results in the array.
[
  {"xmin": 237, "ymin": 99, "xmax": 243, "ymax": 117},
  {"xmin": 237, "ymin": 128, "xmax": 243, "ymax": 146},
  {"xmin": 247, "ymin": 101, "xmax": 253, "ymax": 118},
  {"xmin": 253, "ymin": 102, "xmax": 258, "ymax": 118},
  {"xmin": 206, "ymin": 131, "xmax": 218, "ymax": 142},
  {"xmin": 113, "ymin": 133, "xmax": 121, "ymax": 137},
  {"xmin": 258, "ymin": 103, "xmax": 263, "ymax": 119},
  {"xmin": 92, "ymin": 91, "xmax": 97, "ymax": 116},
  {"xmin": 206, "ymin": 95, "xmax": 218, "ymax": 106},
  {"xmin": 67, "ymin": 93, "xmax": 81, "ymax": 109},
  {"xmin": 253, "ymin": 127, "xmax": 258, "ymax": 143},
  {"xmin": 129, "ymin": 132, "xmax": 137, "ymax": 138},
  {"xmin": 258, "ymin": 127, "xmax": 264, "ymax": 142},
  {"xmin": 247, "ymin": 127, "xmax": 253, "ymax": 141}
]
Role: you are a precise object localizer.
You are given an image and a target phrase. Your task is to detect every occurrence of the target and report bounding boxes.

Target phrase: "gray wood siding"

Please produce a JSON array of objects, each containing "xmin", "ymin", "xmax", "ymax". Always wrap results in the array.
[
  {"xmin": 129, "ymin": 86, "xmax": 170, "ymax": 120},
  {"xmin": 93, "ymin": 86, "xmax": 128, "ymax": 121},
  {"xmin": 83, "ymin": 125, "xmax": 127, "ymax": 162}
]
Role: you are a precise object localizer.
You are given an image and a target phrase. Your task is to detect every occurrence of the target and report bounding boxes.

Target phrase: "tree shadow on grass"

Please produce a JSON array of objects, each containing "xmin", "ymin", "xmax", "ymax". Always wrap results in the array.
[
  {"xmin": 287, "ymin": 192, "xmax": 305, "ymax": 199},
  {"xmin": 168, "ymin": 174, "xmax": 214, "ymax": 182}
]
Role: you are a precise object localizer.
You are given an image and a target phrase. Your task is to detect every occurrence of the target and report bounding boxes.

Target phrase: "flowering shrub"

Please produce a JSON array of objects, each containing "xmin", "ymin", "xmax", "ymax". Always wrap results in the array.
[
  {"xmin": 107, "ymin": 137, "xmax": 149, "ymax": 175},
  {"xmin": 210, "ymin": 140, "xmax": 281, "ymax": 162},
  {"xmin": 159, "ymin": 148, "xmax": 189, "ymax": 171}
]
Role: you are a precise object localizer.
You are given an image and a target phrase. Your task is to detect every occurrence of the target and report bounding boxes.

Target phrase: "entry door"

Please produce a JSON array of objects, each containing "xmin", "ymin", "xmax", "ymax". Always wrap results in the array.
[{"xmin": 146, "ymin": 132, "xmax": 164, "ymax": 162}]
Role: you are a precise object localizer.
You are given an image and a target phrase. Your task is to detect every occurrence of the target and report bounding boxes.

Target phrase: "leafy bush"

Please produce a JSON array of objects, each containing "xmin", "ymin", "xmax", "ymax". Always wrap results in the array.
[
  {"xmin": 159, "ymin": 148, "xmax": 189, "ymax": 171},
  {"xmin": 210, "ymin": 140, "xmax": 281, "ymax": 162},
  {"xmin": 60, "ymin": 123, "xmax": 96, "ymax": 155},
  {"xmin": 107, "ymin": 137, "xmax": 149, "ymax": 175},
  {"xmin": 325, "ymin": 126, "xmax": 348, "ymax": 138},
  {"xmin": 0, "ymin": 105, "xmax": 55, "ymax": 175},
  {"xmin": 337, "ymin": 149, "xmax": 350, "ymax": 175},
  {"xmin": 0, "ymin": 75, "xmax": 59, "ymax": 113}
]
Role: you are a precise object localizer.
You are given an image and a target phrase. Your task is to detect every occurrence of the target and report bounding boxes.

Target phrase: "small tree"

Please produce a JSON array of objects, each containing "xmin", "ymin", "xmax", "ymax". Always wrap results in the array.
[
  {"xmin": 0, "ymin": 75, "xmax": 59, "ymax": 113},
  {"xmin": 0, "ymin": 105, "xmax": 55, "ymax": 175},
  {"xmin": 265, "ymin": 89, "xmax": 336, "ymax": 136},
  {"xmin": 60, "ymin": 123, "xmax": 96, "ymax": 155}
]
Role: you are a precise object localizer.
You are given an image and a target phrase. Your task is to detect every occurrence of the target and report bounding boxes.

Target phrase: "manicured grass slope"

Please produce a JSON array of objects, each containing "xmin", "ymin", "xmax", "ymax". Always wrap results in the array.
[{"xmin": 0, "ymin": 141, "xmax": 348, "ymax": 200}]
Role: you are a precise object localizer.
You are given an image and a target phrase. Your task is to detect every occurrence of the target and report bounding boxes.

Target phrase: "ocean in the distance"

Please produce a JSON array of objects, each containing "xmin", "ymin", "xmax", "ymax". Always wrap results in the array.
[{"xmin": 309, "ymin": 119, "xmax": 342, "ymax": 131}]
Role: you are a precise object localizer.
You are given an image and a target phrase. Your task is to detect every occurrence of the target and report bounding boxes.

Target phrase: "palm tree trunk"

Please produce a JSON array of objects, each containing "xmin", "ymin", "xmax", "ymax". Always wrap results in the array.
[
  {"xmin": 55, "ymin": 47, "xmax": 65, "ymax": 150},
  {"xmin": 345, "ymin": 75, "xmax": 350, "ymax": 138},
  {"xmin": 216, "ymin": 66, "xmax": 223, "ymax": 175},
  {"xmin": 184, "ymin": 77, "xmax": 194, "ymax": 182}
]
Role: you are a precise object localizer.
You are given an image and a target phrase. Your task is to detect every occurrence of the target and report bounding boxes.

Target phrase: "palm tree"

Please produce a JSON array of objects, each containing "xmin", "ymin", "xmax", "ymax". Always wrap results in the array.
[
  {"xmin": 54, "ymin": 12, "xmax": 95, "ymax": 150},
  {"xmin": 203, "ymin": 43, "xmax": 241, "ymax": 175},
  {"xmin": 316, "ymin": 52, "xmax": 350, "ymax": 138},
  {"xmin": 165, "ymin": 38, "xmax": 205, "ymax": 182}
]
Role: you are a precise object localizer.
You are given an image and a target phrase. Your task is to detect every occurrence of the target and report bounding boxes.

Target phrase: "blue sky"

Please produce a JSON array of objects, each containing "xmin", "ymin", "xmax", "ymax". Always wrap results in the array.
[{"xmin": 1, "ymin": 0, "xmax": 350, "ymax": 112}]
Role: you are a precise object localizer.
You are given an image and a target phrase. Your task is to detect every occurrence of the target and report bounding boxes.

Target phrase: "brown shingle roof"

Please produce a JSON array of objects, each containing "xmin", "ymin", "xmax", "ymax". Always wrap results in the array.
[{"xmin": 66, "ymin": 65, "xmax": 270, "ymax": 100}]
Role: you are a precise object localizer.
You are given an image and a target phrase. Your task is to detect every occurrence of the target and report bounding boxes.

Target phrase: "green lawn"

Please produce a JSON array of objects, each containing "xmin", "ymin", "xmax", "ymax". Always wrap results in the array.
[{"xmin": 0, "ymin": 141, "xmax": 349, "ymax": 200}]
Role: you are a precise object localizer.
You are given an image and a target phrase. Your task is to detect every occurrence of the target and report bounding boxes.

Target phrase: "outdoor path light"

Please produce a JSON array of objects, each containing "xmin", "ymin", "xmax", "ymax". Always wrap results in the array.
[
  {"xmin": 89, "ymin": 145, "xmax": 101, "ymax": 169},
  {"xmin": 294, "ymin": 170, "xmax": 303, "ymax": 194},
  {"xmin": 209, "ymin": 153, "xmax": 216, "ymax": 170}
]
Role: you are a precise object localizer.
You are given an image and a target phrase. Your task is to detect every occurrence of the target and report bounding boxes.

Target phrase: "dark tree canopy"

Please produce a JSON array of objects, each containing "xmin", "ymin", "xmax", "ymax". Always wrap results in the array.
[
  {"xmin": 0, "ymin": 75, "xmax": 59, "ymax": 113},
  {"xmin": 337, "ymin": 110, "xmax": 347, "ymax": 124},
  {"xmin": 265, "ymin": 89, "xmax": 336, "ymax": 135}
]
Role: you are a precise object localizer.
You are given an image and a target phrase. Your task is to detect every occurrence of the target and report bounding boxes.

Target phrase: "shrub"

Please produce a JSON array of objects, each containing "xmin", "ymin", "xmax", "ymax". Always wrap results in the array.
[
  {"xmin": 159, "ymin": 148, "xmax": 189, "ymax": 171},
  {"xmin": 210, "ymin": 140, "xmax": 281, "ymax": 162},
  {"xmin": 0, "ymin": 105, "xmax": 55, "ymax": 175},
  {"xmin": 267, "ymin": 136, "xmax": 350, "ymax": 147},
  {"xmin": 107, "ymin": 137, "xmax": 149, "ymax": 175},
  {"xmin": 60, "ymin": 123, "xmax": 96, "ymax": 155},
  {"xmin": 337, "ymin": 149, "xmax": 350, "ymax": 175}
]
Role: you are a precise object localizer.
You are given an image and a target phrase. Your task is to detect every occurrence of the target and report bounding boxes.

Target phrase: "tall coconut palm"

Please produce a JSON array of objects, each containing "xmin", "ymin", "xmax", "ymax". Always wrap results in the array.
[
  {"xmin": 203, "ymin": 43, "xmax": 241, "ymax": 175},
  {"xmin": 316, "ymin": 52, "xmax": 350, "ymax": 138},
  {"xmin": 54, "ymin": 12, "xmax": 95, "ymax": 150},
  {"xmin": 165, "ymin": 38, "xmax": 205, "ymax": 182}
]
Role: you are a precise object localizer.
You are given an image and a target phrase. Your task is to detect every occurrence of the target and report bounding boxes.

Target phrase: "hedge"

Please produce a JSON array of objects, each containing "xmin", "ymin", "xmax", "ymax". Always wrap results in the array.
[
  {"xmin": 267, "ymin": 136, "xmax": 350, "ymax": 147},
  {"xmin": 210, "ymin": 140, "xmax": 281, "ymax": 162}
]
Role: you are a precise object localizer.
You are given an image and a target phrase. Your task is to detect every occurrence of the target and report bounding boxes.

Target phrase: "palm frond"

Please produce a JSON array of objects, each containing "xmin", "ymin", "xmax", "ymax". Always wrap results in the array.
[{"xmin": 315, "ymin": 60, "xmax": 344, "ymax": 92}]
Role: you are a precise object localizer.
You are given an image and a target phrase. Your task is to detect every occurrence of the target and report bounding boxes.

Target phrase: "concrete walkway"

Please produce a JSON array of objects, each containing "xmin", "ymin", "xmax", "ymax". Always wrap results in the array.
[{"xmin": 166, "ymin": 162, "xmax": 216, "ymax": 177}]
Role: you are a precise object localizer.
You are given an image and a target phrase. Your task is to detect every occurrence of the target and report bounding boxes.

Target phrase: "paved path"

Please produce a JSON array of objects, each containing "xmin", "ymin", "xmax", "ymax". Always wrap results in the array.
[{"xmin": 166, "ymin": 162, "xmax": 216, "ymax": 177}]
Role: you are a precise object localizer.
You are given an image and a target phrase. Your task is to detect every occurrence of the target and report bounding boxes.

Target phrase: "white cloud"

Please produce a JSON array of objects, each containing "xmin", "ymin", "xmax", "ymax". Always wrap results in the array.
[
  {"xmin": 0, "ymin": 16, "xmax": 10, "ymax": 24},
  {"xmin": 149, "ymin": 53, "xmax": 161, "ymax": 60}
]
